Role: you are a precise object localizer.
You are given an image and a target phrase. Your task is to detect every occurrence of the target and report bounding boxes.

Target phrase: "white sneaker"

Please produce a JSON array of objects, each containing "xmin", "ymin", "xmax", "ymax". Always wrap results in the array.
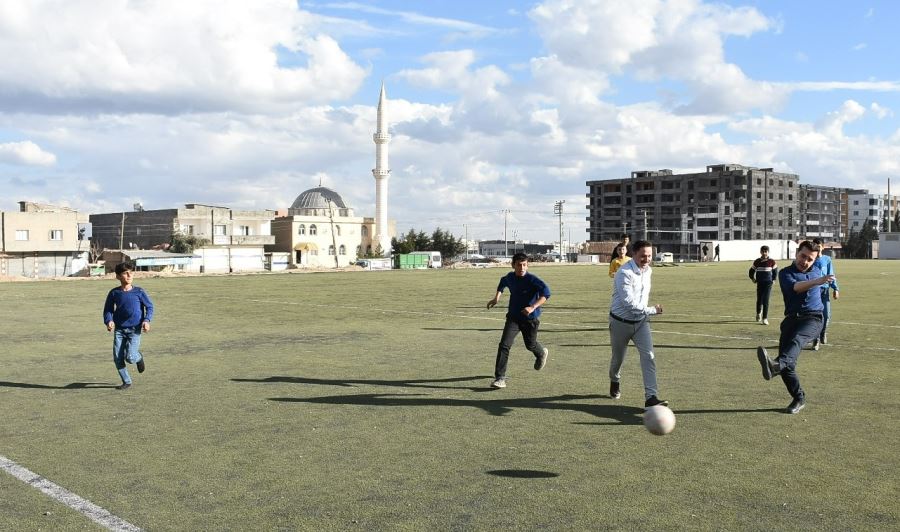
[
  {"xmin": 756, "ymin": 313, "xmax": 761, "ymax": 322},
  {"xmin": 812, "ymin": 339, "xmax": 820, "ymax": 351},
  {"xmin": 762, "ymin": 319, "xmax": 769, "ymax": 325},
  {"xmin": 490, "ymin": 378, "xmax": 507, "ymax": 389}
]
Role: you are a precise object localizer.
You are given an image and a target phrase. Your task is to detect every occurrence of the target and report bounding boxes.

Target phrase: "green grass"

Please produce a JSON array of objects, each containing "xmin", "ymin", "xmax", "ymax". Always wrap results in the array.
[{"xmin": 1, "ymin": 261, "xmax": 899, "ymax": 530}]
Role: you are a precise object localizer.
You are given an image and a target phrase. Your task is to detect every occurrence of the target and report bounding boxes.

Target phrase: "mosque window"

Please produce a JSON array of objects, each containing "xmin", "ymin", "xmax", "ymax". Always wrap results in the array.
[
  {"xmin": 310, "ymin": 224, "xmax": 318, "ymax": 235},
  {"xmin": 335, "ymin": 225, "xmax": 341, "ymax": 236},
  {"xmin": 298, "ymin": 224, "xmax": 306, "ymax": 235},
  {"xmin": 328, "ymin": 245, "xmax": 335, "ymax": 256},
  {"xmin": 361, "ymin": 226, "xmax": 368, "ymax": 237},
  {"xmin": 339, "ymin": 245, "xmax": 346, "ymax": 255}
]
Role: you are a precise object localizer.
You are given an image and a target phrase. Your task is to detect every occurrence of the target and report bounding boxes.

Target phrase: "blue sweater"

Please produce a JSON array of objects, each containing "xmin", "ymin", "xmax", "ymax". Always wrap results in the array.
[
  {"xmin": 497, "ymin": 271, "xmax": 551, "ymax": 321},
  {"xmin": 103, "ymin": 286, "xmax": 154, "ymax": 327}
]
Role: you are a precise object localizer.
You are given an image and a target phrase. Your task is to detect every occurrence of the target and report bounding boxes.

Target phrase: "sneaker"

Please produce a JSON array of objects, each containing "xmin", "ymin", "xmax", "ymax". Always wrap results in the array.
[
  {"xmin": 787, "ymin": 397, "xmax": 806, "ymax": 414},
  {"xmin": 116, "ymin": 382, "xmax": 132, "ymax": 390},
  {"xmin": 821, "ymin": 333, "xmax": 828, "ymax": 345},
  {"xmin": 812, "ymin": 339, "xmax": 820, "ymax": 351},
  {"xmin": 762, "ymin": 318, "xmax": 769, "ymax": 325},
  {"xmin": 137, "ymin": 358, "xmax": 145, "ymax": 373},
  {"xmin": 756, "ymin": 313, "xmax": 761, "ymax": 322},
  {"xmin": 490, "ymin": 378, "xmax": 507, "ymax": 389},
  {"xmin": 756, "ymin": 347, "xmax": 780, "ymax": 380},
  {"xmin": 609, "ymin": 381, "xmax": 621, "ymax": 400},
  {"xmin": 534, "ymin": 348, "xmax": 548, "ymax": 370},
  {"xmin": 644, "ymin": 396, "xmax": 668, "ymax": 408}
]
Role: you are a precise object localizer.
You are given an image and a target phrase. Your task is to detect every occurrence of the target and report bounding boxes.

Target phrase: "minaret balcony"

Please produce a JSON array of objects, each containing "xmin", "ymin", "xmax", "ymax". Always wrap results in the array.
[{"xmin": 373, "ymin": 133, "xmax": 392, "ymax": 143}]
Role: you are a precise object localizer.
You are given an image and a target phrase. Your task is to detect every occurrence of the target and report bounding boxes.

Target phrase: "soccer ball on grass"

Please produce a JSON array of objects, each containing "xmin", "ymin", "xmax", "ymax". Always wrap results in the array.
[{"xmin": 643, "ymin": 405, "xmax": 676, "ymax": 435}]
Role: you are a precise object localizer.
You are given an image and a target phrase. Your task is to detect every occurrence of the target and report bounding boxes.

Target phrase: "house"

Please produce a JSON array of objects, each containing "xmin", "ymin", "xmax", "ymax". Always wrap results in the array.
[{"xmin": 0, "ymin": 201, "xmax": 90, "ymax": 277}]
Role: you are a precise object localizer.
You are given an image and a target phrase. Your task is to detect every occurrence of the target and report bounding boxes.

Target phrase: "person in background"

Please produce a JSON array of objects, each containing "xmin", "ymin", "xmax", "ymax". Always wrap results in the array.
[
  {"xmin": 811, "ymin": 238, "xmax": 839, "ymax": 350},
  {"xmin": 608, "ymin": 243, "xmax": 630, "ymax": 278},
  {"xmin": 103, "ymin": 262, "xmax": 154, "ymax": 390},
  {"xmin": 749, "ymin": 245, "xmax": 778, "ymax": 325}
]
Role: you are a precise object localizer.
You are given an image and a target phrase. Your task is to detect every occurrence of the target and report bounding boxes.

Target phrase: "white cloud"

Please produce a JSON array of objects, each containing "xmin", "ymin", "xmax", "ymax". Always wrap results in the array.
[
  {"xmin": 853, "ymin": 42, "xmax": 868, "ymax": 51},
  {"xmin": 0, "ymin": 140, "xmax": 56, "ymax": 166},
  {"xmin": 817, "ymin": 100, "xmax": 866, "ymax": 137},
  {"xmin": 0, "ymin": 0, "xmax": 366, "ymax": 114},
  {"xmin": 870, "ymin": 103, "xmax": 893, "ymax": 119}
]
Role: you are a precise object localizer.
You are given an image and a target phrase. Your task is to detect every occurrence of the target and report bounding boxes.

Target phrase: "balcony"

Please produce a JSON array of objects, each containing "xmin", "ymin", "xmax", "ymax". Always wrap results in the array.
[{"xmin": 212, "ymin": 235, "xmax": 275, "ymax": 246}]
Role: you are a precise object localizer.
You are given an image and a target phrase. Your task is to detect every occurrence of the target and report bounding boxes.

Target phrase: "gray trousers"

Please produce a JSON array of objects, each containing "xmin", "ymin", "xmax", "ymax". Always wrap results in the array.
[{"xmin": 608, "ymin": 316, "xmax": 658, "ymax": 399}]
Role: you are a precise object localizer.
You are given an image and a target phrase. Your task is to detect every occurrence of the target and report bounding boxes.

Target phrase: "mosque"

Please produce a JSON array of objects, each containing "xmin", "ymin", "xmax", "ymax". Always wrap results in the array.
[{"xmin": 269, "ymin": 83, "xmax": 396, "ymax": 267}]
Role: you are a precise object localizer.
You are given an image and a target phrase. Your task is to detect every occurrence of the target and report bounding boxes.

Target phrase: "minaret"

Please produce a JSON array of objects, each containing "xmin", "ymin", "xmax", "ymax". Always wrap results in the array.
[{"xmin": 372, "ymin": 82, "xmax": 392, "ymax": 256}]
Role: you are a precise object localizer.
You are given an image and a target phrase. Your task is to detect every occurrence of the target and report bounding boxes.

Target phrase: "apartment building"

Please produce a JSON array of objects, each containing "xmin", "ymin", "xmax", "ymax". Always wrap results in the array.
[
  {"xmin": 0, "ymin": 201, "xmax": 89, "ymax": 277},
  {"xmin": 847, "ymin": 190, "xmax": 900, "ymax": 233},
  {"xmin": 586, "ymin": 164, "xmax": 800, "ymax": 255},
  {"xmin": 799, "ymin": 184, "xmax": 844, "ymax": 241}
]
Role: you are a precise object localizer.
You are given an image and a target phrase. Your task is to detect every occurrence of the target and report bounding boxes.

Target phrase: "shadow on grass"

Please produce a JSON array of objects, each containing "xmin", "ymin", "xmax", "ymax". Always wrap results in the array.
[
  {"xmin": 422, "ymin": 327, "xmax": 606, "ymax": 333},
  {"xmin": 487, "ymin": 469, "xmax": 559, "ymax": 478},
  {"xmin": 0, "ymin": 381, "xmax": 119, "ymax": 390},
  {"xmin": 233, "ymin": 375, "xmax": 492, "ymax": 391},
  {"xmin": 270, "ymin": 392, "xmax": 644, "ymax": 423},
  {"xmin": 674, "ymin": 407, "xmax": 785, "ymax": 414},
  {"xmin": 652, "ymin": 319, "xmax": 755, "ymax": 325}
]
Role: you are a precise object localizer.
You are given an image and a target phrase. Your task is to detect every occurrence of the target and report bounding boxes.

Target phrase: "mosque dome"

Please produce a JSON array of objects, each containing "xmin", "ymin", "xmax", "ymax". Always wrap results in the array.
[{"xmin": 290, "ymin": 186, "xmax": 348, "ymax": 210}]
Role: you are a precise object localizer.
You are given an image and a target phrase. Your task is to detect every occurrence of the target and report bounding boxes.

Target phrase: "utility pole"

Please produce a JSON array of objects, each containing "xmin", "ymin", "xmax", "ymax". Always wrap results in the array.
[
  {"xmin": 464, "ymin": 224, "xmax": 468, "ymax": 260},
  {"xmin": 554, "ymin": 200, "xmax": 565, "ymax": 262},
  {"xmin": 503, "ymin": 209, "xmax": 509, "ymax": 257}
]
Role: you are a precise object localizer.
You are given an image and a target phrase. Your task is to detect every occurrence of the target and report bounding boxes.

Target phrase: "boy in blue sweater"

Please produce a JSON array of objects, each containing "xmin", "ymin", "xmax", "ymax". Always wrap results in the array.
[
  {"xmin": 103, "ymin": 262, "xmax": 154, "ymax": 390},
  {"xmin": 486, "ymin": 253, "xmax": 551, "ymax": 389}
]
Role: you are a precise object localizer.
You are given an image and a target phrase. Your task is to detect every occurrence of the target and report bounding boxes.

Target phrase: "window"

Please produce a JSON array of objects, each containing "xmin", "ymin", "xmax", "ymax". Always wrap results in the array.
[
  {"xmin": 778, "ymin": 194, "xmax": 783, "ymax": 200},
  {"xmin": 181, "ymin": 224, "xmax": 194, "ymax": 235},
  {"xmin": 15, "ymin": 230, "xmax": 29, "ymax": 241},
  {"xmin": 788, "ymin": 194, "xmax": 793, "ymax": 201},
  {"xmin": 756, "ymin": 205, "xmax": 761, "ymax": 212},
  {"xmin": 136, "ymin": 227, "xmax": 142, "ymax": 236},
  {"xmin": 769, "ymin": 206, "xmax": 774, "ymax": 213},
  {"xmin": 756, "ymin": 192, "xmax": 761, "ymax": 199},
  {"xmin": 328, "ymin": 245, "xmax": 335, "ymax": 255},
  {"xmin": 214, "ymin": 225, "xmax": 227, "ymax": 236},
  {"xmin": 768, "ymin": 193, "xmax": 773, "ymax": 199},
  {"xmin": 238, "ymin": 226, "xmax": 251, "ymax": 236},
  {"xmin": 339, "ymin": 245, "xmax": 346, "ymax": 255},
  {"xmin": 361, "ymin": 226, "xmax": 368, "ymax": 237},
  {"xmin": 756, "ymin": 219, "xmax": 761, "ymax": 226},
  {"xmin": 49, "ymin": 229, "xmax": 63, "ymax": 241},
  {"xmin": 309, "ymin": 224, "xmax": 318, "ymax": 235},
  {"xmin": 335, "ymin": 225, "xmax": 341, "ymax": 236},
  {"xmin": 778, "ymin": 207, "xmax": 783, "ymax": 213},
  {"xmin": 298, "ymin": 224, "xmax": 306, "ymax": 235},
  {"xmin": 853, "ymin": 211, "xmax": 859, "ymax": 216}
]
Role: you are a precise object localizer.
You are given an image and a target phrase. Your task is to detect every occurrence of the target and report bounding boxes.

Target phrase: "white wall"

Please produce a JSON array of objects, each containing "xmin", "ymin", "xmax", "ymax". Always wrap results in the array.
[
  {"xmin": 879, "ymin": 233, "xmax": 900, "ymax": 259},
  {"xmin": 704, "ymin": 239, "xmax": 798, "ymax": 262}
]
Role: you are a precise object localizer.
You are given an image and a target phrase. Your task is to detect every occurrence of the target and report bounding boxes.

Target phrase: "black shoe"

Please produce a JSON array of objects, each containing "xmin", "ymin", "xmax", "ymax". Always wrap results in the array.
[
  {"xmin": 609, "ymin": 381, "xmax": 621, "ymax": 399},
  {"xmin": 787, "ymin": 397, "xmax": 806, "ymax": 414},
  {"xmin": 137, "ymin": 358, "xmax": 145, "ymax": 373},
  {"xmin": 116, "ymin": 382, "xmax": 132, "ymax": 390},
  {"xmin": 757, "ymin": 347, "xmax": 780, "ymax": 380},
  {"xmin": 534, "ymin": 348, "xmax": 548, "ymax": 370},
  {"xmin": 644, "ymin": 396, "xmax": 668, "ymax": 408}
]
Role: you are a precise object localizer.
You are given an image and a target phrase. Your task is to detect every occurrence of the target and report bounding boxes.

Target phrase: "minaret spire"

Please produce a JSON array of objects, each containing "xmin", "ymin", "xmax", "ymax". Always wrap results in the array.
[{"xmin": 372, "ymin": 81, "xmax": 392, "ymax": 257}]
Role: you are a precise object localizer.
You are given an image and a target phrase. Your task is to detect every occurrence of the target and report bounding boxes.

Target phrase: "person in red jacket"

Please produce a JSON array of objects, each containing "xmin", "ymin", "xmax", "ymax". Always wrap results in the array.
[{"xmin": 749, "ymin": 245, "xmax": 778, "ymax": 325}]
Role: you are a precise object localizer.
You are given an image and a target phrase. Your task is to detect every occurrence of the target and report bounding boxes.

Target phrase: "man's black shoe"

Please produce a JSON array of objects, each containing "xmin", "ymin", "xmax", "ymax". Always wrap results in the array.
[
  {"xmin": 787, "ymin": 397, "xmax": 806, "ymax": 414},
  {"xmin": 137, "ymin": 358, "xmax": 145, "ymax": 373},
  {"xmin": 116, "ymin": 382, "xmax": 132, "ymax": 390},
  {"xmin": 644, "ymin": 395, "xmax": 668, "ymax": 408},
  {"xmin": 609, "ymin": 381, "xmax": 621, "ymax": 400},
  {"xmin": 757, "ymin": 347, "xmax": 779, "ymax": 380}
]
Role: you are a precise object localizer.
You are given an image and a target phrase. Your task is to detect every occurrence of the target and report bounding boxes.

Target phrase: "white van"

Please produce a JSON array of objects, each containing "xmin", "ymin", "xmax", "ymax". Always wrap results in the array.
[{"xmin": 410, "ymin": 251, "xmax": 442, "ymax": 268}]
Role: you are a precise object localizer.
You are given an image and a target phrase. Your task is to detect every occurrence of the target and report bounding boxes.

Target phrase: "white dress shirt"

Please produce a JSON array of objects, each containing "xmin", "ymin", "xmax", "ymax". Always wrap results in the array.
[{"xmin": 609, "ymin": 259, "xmax": 657, "ymax": 321}]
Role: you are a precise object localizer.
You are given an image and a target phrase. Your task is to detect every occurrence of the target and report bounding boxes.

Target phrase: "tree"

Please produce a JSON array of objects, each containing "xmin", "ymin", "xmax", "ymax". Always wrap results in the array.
[
  {"xmin": 170, "ymin": 232, "xmax": 210, "ymax": 254},
  {"xmin": 390, "ymin": 227, "xmax": 465, "ymax": 261},
  {"xmin": 843, "ymin": 221, "xmax": 878, "ymax": 258},
  {"xmin": 431, "ymin": 227, "xmax": 465, "ymax": 260}
]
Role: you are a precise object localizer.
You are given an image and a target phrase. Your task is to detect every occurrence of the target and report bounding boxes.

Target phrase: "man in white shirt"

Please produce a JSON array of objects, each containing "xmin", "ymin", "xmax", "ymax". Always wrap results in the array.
[{"xmin": 608, "ymin": 240, "xmax": 668, "ymax": 408}]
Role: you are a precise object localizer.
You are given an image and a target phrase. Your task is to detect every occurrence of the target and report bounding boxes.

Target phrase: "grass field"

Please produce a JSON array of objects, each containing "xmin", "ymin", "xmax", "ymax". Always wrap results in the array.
[{"xmin": 1, "ymin": 260, "xmax": 899, "ymax": 531}]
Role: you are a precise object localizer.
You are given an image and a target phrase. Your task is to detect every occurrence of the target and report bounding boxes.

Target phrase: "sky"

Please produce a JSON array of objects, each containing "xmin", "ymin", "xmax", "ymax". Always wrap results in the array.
[{"xmin": 1, "ymin": 0, "xmax": 899, "ymax": 243}]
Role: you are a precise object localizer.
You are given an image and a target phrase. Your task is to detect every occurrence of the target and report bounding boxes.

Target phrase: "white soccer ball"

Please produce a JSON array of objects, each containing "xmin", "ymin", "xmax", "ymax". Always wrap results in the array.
[{"xmin": 643, "ymin": 405, "xmax": 676, "ymax": 436}]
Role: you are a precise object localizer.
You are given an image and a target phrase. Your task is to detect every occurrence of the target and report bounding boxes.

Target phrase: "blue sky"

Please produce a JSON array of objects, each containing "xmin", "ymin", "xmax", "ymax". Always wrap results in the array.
[{"xmin": 1, "ymin": 0, "xmax": 898, "ymax": 243}]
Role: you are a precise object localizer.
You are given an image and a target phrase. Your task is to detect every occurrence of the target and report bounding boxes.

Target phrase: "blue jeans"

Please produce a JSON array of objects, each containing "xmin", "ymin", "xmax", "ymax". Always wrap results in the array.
[
  {"xmin": 494, "ymin": 318, "xmax": 544, "ymax": 379},
  {"xmin": 820, "ymin": 290, "xmax": 832, "ymax": 341},
  {"xmin": 756, "ymin": 282, "xmax": 773, "ymax": 319},
  {"xmin": 776, "ymin": 314, "xmax": 824, "ymax": 401},
  {"xmin": 113, "ymin": 326, "xmax": 144, "ymax": 384}
]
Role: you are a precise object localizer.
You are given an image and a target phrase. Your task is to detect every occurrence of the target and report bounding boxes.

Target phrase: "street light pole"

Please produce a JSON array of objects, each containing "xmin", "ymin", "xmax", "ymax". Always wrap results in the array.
[{"xmin": 554, "ymin": 200, "xmax": 565, "ymax": 262}]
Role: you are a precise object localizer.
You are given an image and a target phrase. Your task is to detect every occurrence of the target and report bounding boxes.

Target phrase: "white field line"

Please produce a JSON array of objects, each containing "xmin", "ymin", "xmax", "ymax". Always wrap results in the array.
[{"xmin": 0, "ymin": 455, "xmax": 141, "ymax": 532}]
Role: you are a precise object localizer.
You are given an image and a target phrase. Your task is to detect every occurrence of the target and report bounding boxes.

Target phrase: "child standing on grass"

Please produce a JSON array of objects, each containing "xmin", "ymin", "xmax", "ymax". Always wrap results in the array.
[
  {"xmin": 486, "ymin": 252, "xmax": 551, "ymax": 389},
  {"xmin": 103, "ymin": 262, "xmax": 154, "ymax": 390}
]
